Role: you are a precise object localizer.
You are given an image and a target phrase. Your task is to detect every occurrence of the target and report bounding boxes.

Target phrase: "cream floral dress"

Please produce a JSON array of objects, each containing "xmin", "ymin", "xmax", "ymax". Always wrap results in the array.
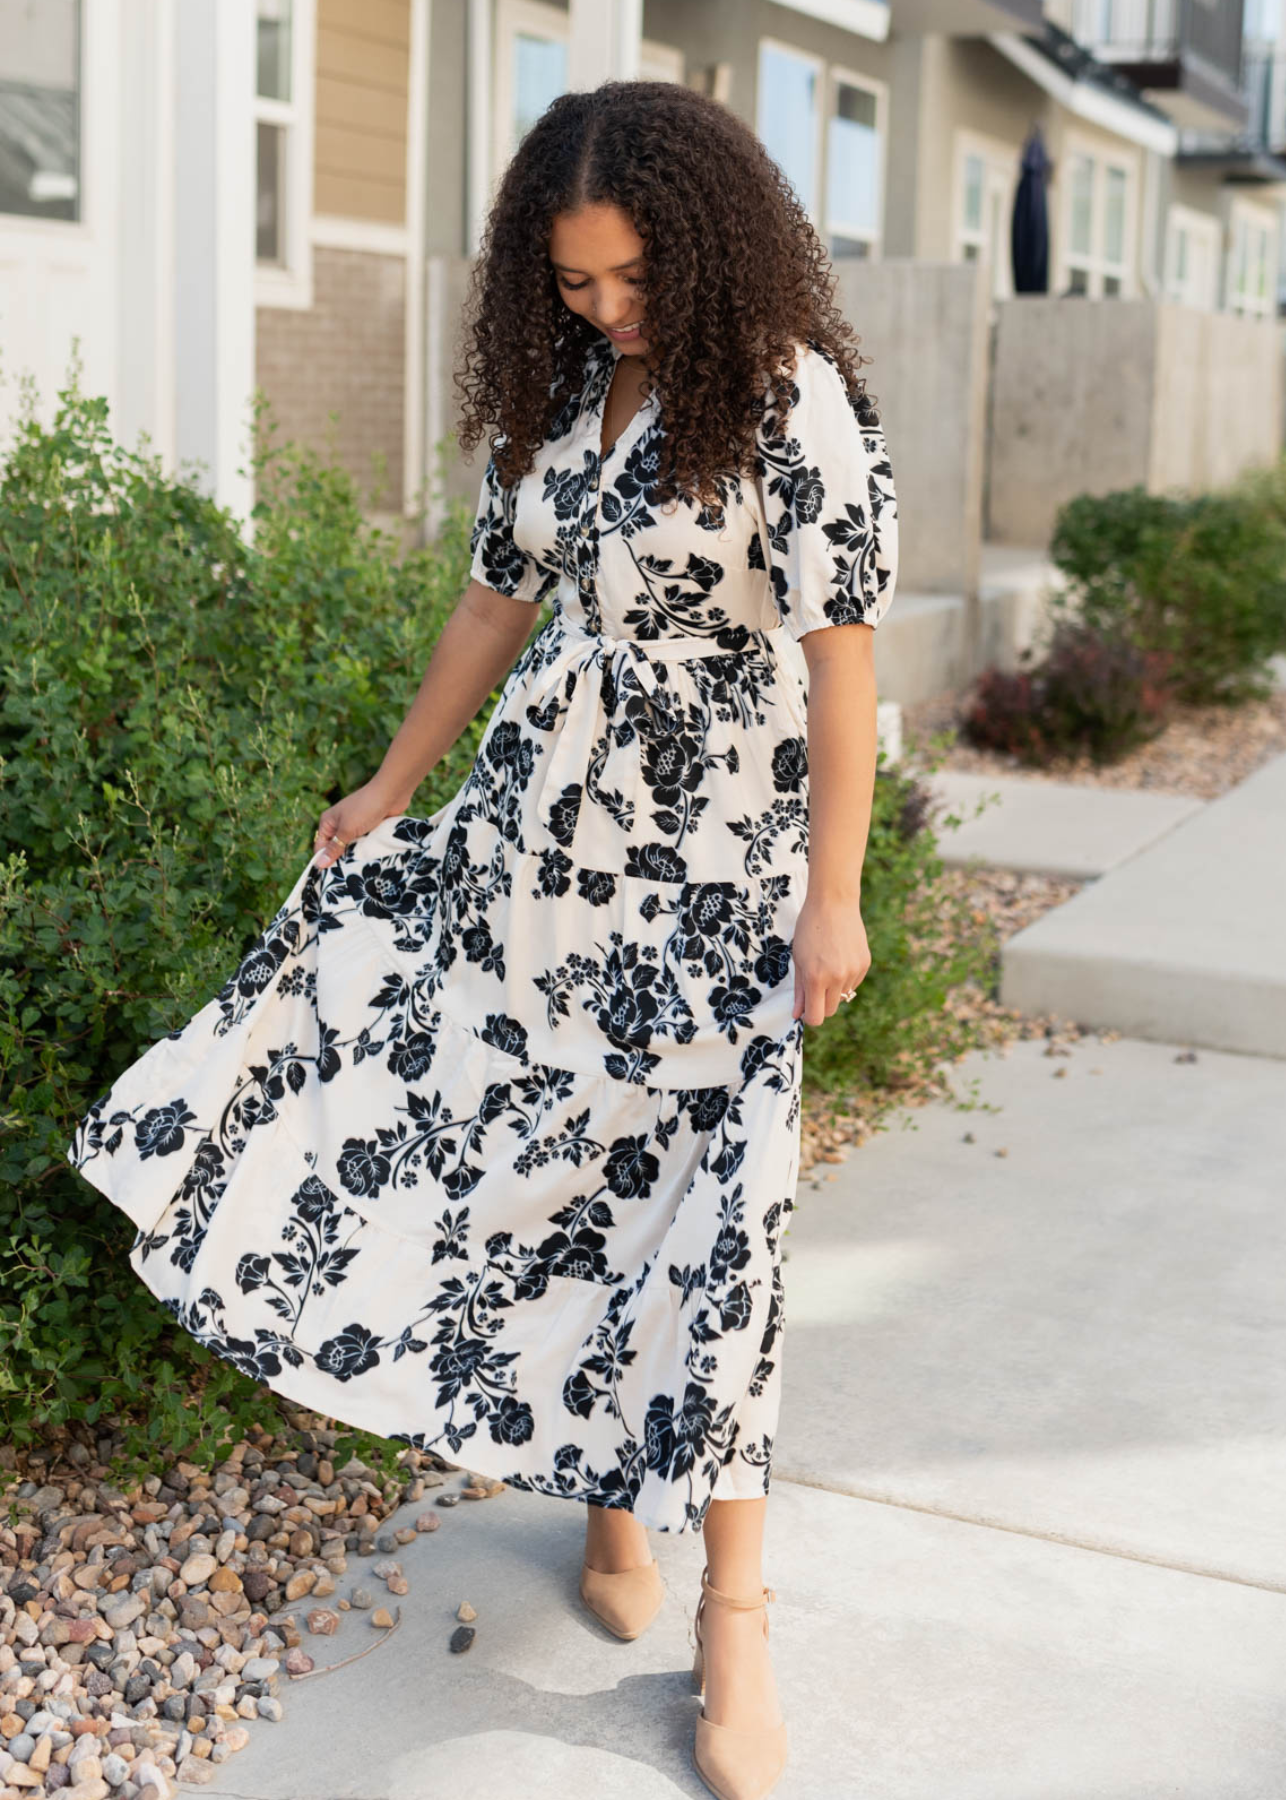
[{"xmin": 67, "ymin": 332, "xmax": 898, "ymax": 1533}]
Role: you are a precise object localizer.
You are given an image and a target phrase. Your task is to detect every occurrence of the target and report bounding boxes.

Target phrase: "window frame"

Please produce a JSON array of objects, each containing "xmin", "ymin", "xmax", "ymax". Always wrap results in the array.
[
  {"xmin": 1163, "ymin": 202, "xmax": 1220, "ymax": 311},
  {"xmin": 1225, "ymin": 195, "xmax": 1278, "ymax": 319},
  {"xmin": 951, "ymin": 127, "xmax": 1018, "ymax": 301},
  {"xmin": 756, "ymin": 36, "xmax": 826, "ymax": 222},
  {"xmin": 825, "ymin": 61, "xmax": 887, "ymax": 259},
  {"xmin": 494, "ymin": 0, "xmax": 567, "ymax": 178},
  {"xmin": 253, "ymin": 0, "xmax": 315, "ymax": 312},
  {"xmin": 0, "ymin": 0, "xmax": 83, "ymax": 228},
  {"xmin": 1058, "ymin": 131, "xmax": 1138, "ymax": 299},
  {"xmin": 493, "ymin": 2, "xmax": 682, "ymax": 179}
]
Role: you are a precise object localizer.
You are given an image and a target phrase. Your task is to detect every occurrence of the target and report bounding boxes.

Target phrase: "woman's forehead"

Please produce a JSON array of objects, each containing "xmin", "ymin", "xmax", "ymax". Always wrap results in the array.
[{"xmin": 549, "ymin": 203, "xmax": 645, "ymax": 269}]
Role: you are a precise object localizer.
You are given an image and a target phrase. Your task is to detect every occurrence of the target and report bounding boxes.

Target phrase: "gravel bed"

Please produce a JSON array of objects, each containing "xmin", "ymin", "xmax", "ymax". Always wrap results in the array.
[
  {"xmin": 0, "ymin": 1419, "xmax": 497, "ymax": 1799},
  {"xmin": 904, "ymin": 686, "xmax": 1286, "ymax": 801}
]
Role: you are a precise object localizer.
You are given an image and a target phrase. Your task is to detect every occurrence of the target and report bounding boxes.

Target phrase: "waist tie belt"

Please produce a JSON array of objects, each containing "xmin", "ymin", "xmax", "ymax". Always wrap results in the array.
[{"xmin": 528, "ymin": 609, "xmax": 787, "ymax": 868}]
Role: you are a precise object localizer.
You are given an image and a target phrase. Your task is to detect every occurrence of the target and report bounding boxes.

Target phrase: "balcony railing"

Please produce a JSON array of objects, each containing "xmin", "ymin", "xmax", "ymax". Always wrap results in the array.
[
  {"xmin": 1242, "ymin": 45, "xmax": 1286, "ymax": 149},
  {"xmin": 1045, "ymin": 0, "xmax": 1244, "ymax": 87}
]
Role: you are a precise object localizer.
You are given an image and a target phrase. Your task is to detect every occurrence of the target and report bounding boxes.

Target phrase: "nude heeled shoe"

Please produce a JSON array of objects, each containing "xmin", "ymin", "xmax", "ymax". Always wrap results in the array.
[
  {"xmin": 690, "ymin": 1567, "xmax": 788, "ymax": 1800},
  {"xmin": 578, "ymin": 1555, "xmax": 666, "ymax": 1640}
]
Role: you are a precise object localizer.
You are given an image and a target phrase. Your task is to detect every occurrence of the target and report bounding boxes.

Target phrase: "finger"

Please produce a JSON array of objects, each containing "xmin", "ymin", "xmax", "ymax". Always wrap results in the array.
[
  {"xmin": 804, "ymin": 975, "xmax": 828, "ymax": 1028},
  {"xmin": 312, "ymin": 827, "xmax": 346, "ymax": 867}
]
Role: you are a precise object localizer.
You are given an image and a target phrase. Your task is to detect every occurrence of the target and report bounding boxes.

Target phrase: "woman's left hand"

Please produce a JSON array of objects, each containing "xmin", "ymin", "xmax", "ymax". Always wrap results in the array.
[{"xmin": 790, "ymin": 894, "xmax": 871, "ymax": 1025}]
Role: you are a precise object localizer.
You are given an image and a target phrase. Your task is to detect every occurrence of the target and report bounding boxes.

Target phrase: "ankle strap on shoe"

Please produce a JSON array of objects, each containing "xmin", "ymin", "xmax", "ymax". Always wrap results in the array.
[{"xmin": 700, "ymin": 1568, "xmax": 776, "ymax": 1610}]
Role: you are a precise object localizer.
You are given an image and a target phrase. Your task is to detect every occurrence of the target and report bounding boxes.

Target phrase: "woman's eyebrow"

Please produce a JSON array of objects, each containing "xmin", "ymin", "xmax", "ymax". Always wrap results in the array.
[{"xmin": 550, "ymin": 258, "xmax": 644, "ymax": 272}]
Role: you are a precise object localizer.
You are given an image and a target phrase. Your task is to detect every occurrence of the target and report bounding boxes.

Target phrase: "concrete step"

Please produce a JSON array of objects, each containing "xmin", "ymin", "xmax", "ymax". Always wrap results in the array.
[
  {"xmin": 928, "ymin": 769, "xmax": 1203, "ymax": 878},
  {"xmin": 873, "ymin": 544, "xmax": 1065, "ymax": 708},
  {"xmin": 1001, "ymin": 750, "xmax": 1286, "ymax": 1057}
]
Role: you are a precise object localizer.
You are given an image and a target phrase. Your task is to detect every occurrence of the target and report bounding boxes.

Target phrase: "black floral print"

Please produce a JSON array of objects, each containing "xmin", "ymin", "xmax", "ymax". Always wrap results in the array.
[{"xmin": 65, "ymin": 332, "xmax": 897, "ymax": 1533}]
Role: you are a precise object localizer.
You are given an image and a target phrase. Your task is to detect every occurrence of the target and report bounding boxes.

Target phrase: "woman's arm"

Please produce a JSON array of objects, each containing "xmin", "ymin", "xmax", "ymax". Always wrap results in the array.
[
  {"xmin": 313, "ymin": 578, "xmax": 544, "ymax": 866},
  {"xmin": 790, "ymin": 621, "xmax": 879, "ymax": 1025}
]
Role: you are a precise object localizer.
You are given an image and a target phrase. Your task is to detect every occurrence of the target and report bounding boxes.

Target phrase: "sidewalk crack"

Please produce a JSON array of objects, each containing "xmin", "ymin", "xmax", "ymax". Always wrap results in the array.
[{"xmin": 772, "ymin": 1473, "xmax": 1286, "ymax": 1594}]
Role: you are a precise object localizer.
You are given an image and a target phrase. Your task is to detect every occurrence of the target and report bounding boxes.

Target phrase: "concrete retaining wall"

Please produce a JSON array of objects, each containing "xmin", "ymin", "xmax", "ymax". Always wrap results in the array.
[
  {"xmin": 988, "ymin": 297, "xmax": 1284, "ymax": 545},
  {"xmin": 832, "ymin": 258, "xmax": 990, "ymax": 597}
]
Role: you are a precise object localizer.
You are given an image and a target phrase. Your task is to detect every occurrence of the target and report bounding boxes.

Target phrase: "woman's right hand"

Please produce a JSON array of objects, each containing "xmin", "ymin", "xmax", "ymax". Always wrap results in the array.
[{"xmin": 312, "ymin": 777, "xmax": 413, "ymax": 868}]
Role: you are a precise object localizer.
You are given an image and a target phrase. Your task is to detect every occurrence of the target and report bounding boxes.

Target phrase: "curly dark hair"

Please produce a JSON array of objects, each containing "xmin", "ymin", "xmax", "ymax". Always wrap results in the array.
[{"xmin": 454, "ymin": 78, "xmax": 873, "ymax": 509}]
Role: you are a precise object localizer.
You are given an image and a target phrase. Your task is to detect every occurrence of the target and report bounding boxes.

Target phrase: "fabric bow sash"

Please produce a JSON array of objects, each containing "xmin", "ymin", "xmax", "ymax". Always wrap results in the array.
[{"xmin": 529, "ymin": 615, "xmax": 725, "ymax": 867}]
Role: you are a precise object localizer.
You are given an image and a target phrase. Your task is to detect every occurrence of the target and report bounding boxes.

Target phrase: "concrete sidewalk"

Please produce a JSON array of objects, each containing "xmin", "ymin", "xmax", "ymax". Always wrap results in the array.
[
  {"xmin": 1002, "ymin": 751, "xmax": 1286, "ymax": 1056},
  {"xmin": 927, "ymin": 769, "xmax": 1202, "ymax": 879},
  {"xmin": 192, "ymin": 1036, "xmax": 1286, "ymax": 1800}
]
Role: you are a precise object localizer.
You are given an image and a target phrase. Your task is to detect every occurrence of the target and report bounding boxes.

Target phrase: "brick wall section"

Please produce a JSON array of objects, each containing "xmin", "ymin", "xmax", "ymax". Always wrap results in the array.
[{"xmin": 255, "ymin": 246, "xmax": 405, "ymax": 508}]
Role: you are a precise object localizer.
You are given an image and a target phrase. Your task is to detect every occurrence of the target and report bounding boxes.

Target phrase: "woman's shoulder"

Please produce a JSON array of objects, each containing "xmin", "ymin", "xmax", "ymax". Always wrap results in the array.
[{"xmin": 757, "ymin": 336, "xmax": 882, "ymax": 443}]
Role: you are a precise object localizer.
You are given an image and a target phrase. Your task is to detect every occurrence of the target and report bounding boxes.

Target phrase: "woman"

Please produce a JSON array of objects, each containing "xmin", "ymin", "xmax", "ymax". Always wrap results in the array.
[{"xmin": 68, "ymin": 79, "xmax": 897, "ymax": 1800}]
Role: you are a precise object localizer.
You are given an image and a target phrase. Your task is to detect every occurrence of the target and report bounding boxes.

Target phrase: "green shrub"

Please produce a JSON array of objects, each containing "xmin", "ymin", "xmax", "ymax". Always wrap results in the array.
[
  {"xmin": 0, "ymin": 365, "xmax": 992, "ymax": 1472},
  {"xmin": 802, "ymin": 758, "xmax": 994, "ymax": 1100},
  {"xmin": 962, "ymin": 623, "xmax": 1173, "ymax": 767},
  {"xmin": 0, "ymin": 366, "xmax": 479, "ymax": 1469},
  {"xmin": 1048, "ymin": 474, "xmax": 1286, "ymax": 704}
]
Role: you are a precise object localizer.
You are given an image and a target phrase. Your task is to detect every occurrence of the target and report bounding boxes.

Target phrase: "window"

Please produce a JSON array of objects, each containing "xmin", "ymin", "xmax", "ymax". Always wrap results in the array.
[
  {"xmin": 1164, "ymin": 204, "xmax": 1218, "ymax": 311},
  {"xmin": 256, "ymin": 0, "xmax": 292, "ymax": 265},
  {"xmin": 1102, "ymin": 164, "xmax": 1126, "ymax": 294},
  {"xmin": 826, "ymin": 69, "xmax": 885, "ymax": 259},
  {"xmin": 953, "ymin": 131, "xmax": 1017, "ymax": 301},
  {"xmin": 254, "ymin": 0, "xmax": 314, "ymax": 307},
  {"xmin": 758, "ymin": 41, "xmax": 887, "ymax": 255},
  {"xmin": 961, "ymin": 152, "xmax": 985, "ymax": 258},
  {"xmin": 513, "ymin": 26, "xmax": 566, "ymax": 146},
  {"xmin": 1069, "ymin": 153, "xmax": 1093, "ymax": 262},
  {"xmin": 0, "ymin": 0, "xmax": 81, "ymax": 222},
  {"xmin": 1060, "ymin": 140, "xmax": 1135, "ymax": 298},
  {"xmin": 1227, "ymin": 198, "xmax": 1277, "ymax": 319},
  {"xmin": 494, "ymin": 4, "xmax": 681, "ymax": 175},
  {"xmin": 757, "ymin": 40, "xmax": 823, "ymax": 218}
]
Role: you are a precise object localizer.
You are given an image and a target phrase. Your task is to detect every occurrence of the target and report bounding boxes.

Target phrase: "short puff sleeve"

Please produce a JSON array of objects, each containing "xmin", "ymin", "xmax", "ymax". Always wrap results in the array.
[
  {"xmin": 753, "ymin": 343, "xmax": 899, "ymax": 642},
  {"xmin": 468, "ymin": 444, "xmax": 557, "ymax": 604}
]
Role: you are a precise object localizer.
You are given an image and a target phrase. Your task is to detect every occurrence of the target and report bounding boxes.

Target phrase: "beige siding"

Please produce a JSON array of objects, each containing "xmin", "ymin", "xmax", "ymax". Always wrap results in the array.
[{"xmin": 315, "ymin": 0, "xmax": 410, "ymax": 224}]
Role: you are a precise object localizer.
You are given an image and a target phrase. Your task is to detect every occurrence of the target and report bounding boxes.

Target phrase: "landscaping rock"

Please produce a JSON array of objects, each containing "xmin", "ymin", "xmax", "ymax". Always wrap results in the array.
[{"xmin": 0, "ymin": 1417, "xmax": 462, "ymax": 1795}]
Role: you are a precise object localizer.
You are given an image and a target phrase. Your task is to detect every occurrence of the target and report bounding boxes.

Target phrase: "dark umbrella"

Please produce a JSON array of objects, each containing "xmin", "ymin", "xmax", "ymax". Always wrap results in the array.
[{"xmin": 1011, "ymin": 124, "xmax": 1052, "ymax": 294}]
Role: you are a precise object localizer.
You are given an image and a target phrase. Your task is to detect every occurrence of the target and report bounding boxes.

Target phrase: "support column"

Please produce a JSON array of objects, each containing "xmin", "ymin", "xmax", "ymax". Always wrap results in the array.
[
  {"xmin": 567, "ymin": 0, "xmax": 643, "ymax": 89},
  {"xmin": 172, "ymin": 0, "xmax": 255, "ymax": 521}
]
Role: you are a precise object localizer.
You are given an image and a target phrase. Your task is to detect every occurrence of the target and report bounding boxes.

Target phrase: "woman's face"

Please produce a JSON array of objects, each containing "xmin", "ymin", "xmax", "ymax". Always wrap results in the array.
[{"xmin": 548, "ymin": 203, "xmax": 650, "ymax": 357}]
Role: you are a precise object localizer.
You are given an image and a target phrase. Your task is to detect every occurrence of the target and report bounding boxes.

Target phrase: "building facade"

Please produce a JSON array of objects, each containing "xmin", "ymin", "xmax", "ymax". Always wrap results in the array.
[{"xmin": 0, "ymin": 0, "xmax": 1279, "ymax": 537}]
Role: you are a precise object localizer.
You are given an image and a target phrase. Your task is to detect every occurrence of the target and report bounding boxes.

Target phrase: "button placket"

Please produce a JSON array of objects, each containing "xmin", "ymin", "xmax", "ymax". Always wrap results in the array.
[{"xmin": 579, "ymin": 459, "xmax": 600, "ymax": 603}]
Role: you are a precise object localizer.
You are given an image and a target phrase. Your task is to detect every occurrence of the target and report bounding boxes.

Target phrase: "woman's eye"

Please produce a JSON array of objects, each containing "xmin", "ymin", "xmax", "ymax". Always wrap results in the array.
[{"xmin": 555, "ymin": 274, "xmax": 645, "ymax": 292}]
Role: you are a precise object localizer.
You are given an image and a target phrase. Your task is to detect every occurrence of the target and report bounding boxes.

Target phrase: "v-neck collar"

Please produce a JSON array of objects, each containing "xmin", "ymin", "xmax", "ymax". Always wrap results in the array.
[{"xmin": 592, "ymin": 335, "xmax": 656, "ymax": 466}]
